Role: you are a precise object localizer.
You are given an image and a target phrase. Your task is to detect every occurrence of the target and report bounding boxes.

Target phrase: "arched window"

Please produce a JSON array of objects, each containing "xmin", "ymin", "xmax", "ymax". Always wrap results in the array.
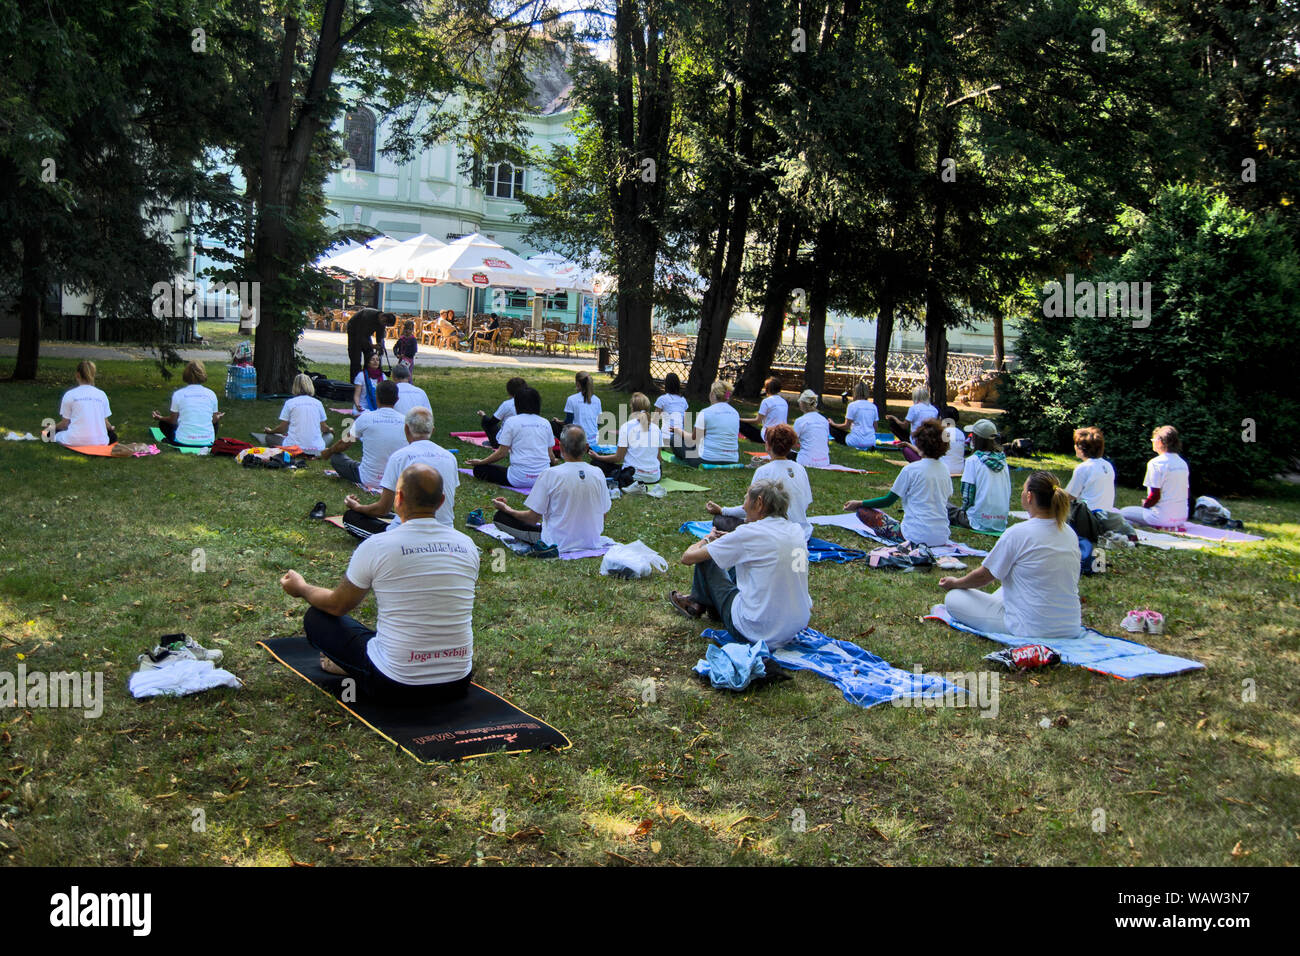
[
  {"xmin": 484, "ymin": 161, "xmax": 525, "ymax": 199},
  {"xmin": 343, "ymin": 107, "xmax": 375, "ymax": 173}
]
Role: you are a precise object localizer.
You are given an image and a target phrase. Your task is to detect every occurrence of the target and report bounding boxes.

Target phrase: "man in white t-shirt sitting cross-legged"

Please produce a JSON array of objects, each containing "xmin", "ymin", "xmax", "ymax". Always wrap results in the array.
[
  {"xmin": 323, "ymin": 380, "xmax": 407, "ymax": 490},
  {"xmin": 490, "ymin": 425, "xmax": 610, "ymax": 557},
  {"xmin": 280, "ymin": 463, "xmax": 479, "ymax": 704},
  {"xmin": 669, "ymin": 478, "xmax": 812, "ymax": 649},
  {"xmin": 343, "ymin": 406, "xmax": 459, "ymax": 531}
]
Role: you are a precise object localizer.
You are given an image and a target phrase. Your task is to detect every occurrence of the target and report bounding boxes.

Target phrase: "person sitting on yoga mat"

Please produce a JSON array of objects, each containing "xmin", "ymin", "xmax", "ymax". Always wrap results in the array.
[
  {"xmin": 589, "ymin": 392, "xmax": 662, "ymax": 489},
  {"xmin": 829, "ymin": 380, "xmax": 879, "ymax": 449},
  {"xmin": 704, "ymin": 424, "xmax": 812, "ymax": 540},
  {"xmin": 345, "ymin": 407, "xmax": 459, "ymax": 529},
  {"xmin": 151, "ymin": 360, "xmax": 223, "ymax": 446},
  {"xmin": 738, "ymin": 377, "xmax": 788, "ymax": 444},
  {"xmin": 281, "ymin": 463, "xmax": 479, "ymax": 702},
  {"xmin": 670, "ymin": 379, "xmax": 739, "ymax": 466},
  {"xmin": 947, "ymin": 418, "xmax": 1009, "ymax": 533},
  {"xmin": 939, "ymin": 470, "xmax": 1081, "ymax": 640},
  {"xmin": 491, "ymin": 426, "xmax": 610, "ymax": 553},
  {"xmin": 51, "ymin": 360, "xmax": 116, "ymax": 446},
  {"xmin": 843, "ymin": 419, "xmax": 951, "ymax": 547},
  {"xmin": 477, "ymin": 376, "xmax": 526, "ymax": 448},
  {"xmin": 390, "ymin": 362, "xmax": 431, "ymax": 417},
  {"xmin": 1065, "ymin": 426, "xmax": 1137, "ymax": 541},
  {"xmin": 264, "ymin": 373, "xmax": 331, "ymax": 455},
  {"xmin": 792, "ymin": 389, "xmax": 831, "ymax": 468},
  {"xmin": 655, "ymin": 373, "xmax": 689, "ymax": 437},
  {"xmin": 1119, "ymin": 425, "xmax": 1190, "ymax": 529},
  {"xmin": 325, "ymin": 380, "xmax": 406, "ymax": 489},
  {"xmin": 466, "ymin": 386, "xmax": 556, "ymax": 489},
  {"xmin": 938, "ymin": 407, "xmax": 967, "ymax": 473},
  {"xmin": 885, "ymin": 385, "xmax": 939, "ymax": 444},
  {"xmin": 669, "ymin": 478, "xmax": 812, "ymax": 649},
  {"xmin": 352, "ymin": 352, "xmax": 387, "ymax": 414},
  {"xmin": 551, "ymin": 370, "xmax": 603, "ymax": 444}
]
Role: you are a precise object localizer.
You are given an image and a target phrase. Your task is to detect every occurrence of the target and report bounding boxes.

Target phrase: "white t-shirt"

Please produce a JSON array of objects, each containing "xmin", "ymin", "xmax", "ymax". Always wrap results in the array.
[
  {"xmin": 56, "ymin": 384, "xmax": 111, "ymax": 446},
  {"xmin": 960, "ymin": 454, "xmax": 1011, "ymax": 533},
  {"xmin": 695, "ymin": 402, "xmax": 740, "ymax": 462},
  {"xmin": 793, "ymin": 411, "xmax": 831, "ymax": 468},
  {"xmin": 277, "ymin": 394, "xmax": 327, "ymax": 453},
  {"xmin": 353, "ymin": 372, "xmax": 383, "ymax": 411},
  {"xmin": 724, "ymin": 459, "xmax": 813, "ymax": 540},
  {"xmin": 905, "ymin": 402, "xmax": 939, "ymax": 436},
  {"xmin": 493, "ymin": 397, "xmax": 517, "ymax": 421},
  {"xmin": 524, "ymin": 460, "xmax": 611, "ymax": 553},
  {"xmin": 706, "ymin": 516, "xmax": 812, "ymax": 648},
  {"xmin": 655, "ymin": 394, "xmax": 689, "ymax": 434},
  {"xmin": 351, "ymin": 407, "xmax": 407, "ymax": 488},
  {"xmin": 941, "ymin": 425, "xmax": 966, "ymax": 475},
  {"xmin": 564, "ymin": 392, "xmax": 603, "ymax": 443},
  {"xmin": 757, "ymin": 395, "xmax": 789, "ymax": 439},
  {"xmin": 983, "ymin": 517, "xmax": 1081, "ymax": 639},
  {"xmin": 345, "ymin": 518, "xmax": 479, "ymax": 684},
  {"xmin": 393, "ymin": 381, "xmax": 432, "ymax": 417},
  {"xmin": 1143, "ymin": 453, "xmax": 1190, "ymax": 526},
  {"xmin": 382, "ymin": 439, "xmax": 460, "ymax": 528},
  {"xmin": 890, "ymin": 457, "xmax": 953, "ymax": 546},
  {"xmin": 1066, "ymin": 457, "xmax": 1116, "ymax": 511},
  {"xmin": 171, "ymin": 384, "xmax": 219, "ymax": 446},
  {"xmin": 497, "ymin": 413, "xmax": 555, "ymax": 488},
  {"xmin": 618, "ymin": 417, "xmax": 662, "ymax": 482},
  {"xmin": 844, "ymin": 400, "xmax": 879, "ymax": 449}
]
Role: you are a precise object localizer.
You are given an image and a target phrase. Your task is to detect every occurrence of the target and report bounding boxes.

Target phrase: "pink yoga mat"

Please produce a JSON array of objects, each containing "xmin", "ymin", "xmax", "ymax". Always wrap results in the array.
[{"xmin": 451, "ymin": 431, "xmax": 493, "ymax": 448}]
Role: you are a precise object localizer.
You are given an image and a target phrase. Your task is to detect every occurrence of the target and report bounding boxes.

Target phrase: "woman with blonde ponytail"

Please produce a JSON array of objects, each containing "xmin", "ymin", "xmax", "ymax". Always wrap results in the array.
[
  {"xmin": 590, "ymin": 392, "xmax": 662, "ymax": 488},
  {"xmin": 937, "ymin": 471, "xmax": 1082, "ymax": 639}
]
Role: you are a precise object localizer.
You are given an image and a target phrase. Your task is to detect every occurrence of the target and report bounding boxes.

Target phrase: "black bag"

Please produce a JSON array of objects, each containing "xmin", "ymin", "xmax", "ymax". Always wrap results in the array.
[
  {"xmin": 1068, "ymin": 499, "xmax": 1104, "ymax": 543},
  {"xmin": 308, "ymin": 371, "xmax": 354, "ymax": 402}
]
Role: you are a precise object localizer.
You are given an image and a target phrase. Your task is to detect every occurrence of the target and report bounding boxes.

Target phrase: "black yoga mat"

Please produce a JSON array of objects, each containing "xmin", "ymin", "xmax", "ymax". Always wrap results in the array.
[{"xmin": 259, "ymin": 638, "xmax": 571, "ymax": 763}]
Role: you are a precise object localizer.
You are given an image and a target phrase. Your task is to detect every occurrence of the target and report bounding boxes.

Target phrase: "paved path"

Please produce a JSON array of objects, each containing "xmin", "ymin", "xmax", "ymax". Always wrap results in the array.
[{"xmin": 0, "ymin": 328, "xmax": 597, "ymax": 373}]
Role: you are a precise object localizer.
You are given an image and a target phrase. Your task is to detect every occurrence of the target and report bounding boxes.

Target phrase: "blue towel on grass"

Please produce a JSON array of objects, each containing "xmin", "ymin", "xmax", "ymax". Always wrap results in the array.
[
  {"xmin": 925, "ymin": 605, "xmax": 1204, "ymax": 679},
  {"xmin": 678, "ymin": 522, "xmax": 868, "ymax": 563},
  {"xmin": 697, "ymin": 627, "xmax": 966, "ymax": 709},
  {"xmin": 694, "ymin": 641, "xmax": 768, "ymax": 691}
]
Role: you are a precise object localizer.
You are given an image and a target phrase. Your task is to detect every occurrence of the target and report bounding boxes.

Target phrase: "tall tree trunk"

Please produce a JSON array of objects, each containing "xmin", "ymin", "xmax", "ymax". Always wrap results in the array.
[
  {"xmin": 924, "ymin": 91, "xmax": 957, "ymax": 410},
  {"xmin": 802, "ymin": 221, "xmax": 834, "ymax": 397},
  {"xmin": 992, "ymin": 312, "xmax": 1005, "ymax": 370},
  {"xmin": 924, "ymin": 294, "xmax": 949, "ymax": 409},
  {"xmin": 872, "ymin": 282, "xmax": 894, "ymax": 413},
  {"xmin": 12, "ymin": 227, "xmax": 44, "ymax": 381},
  {"xmin": 736, "ymin": 216, "xmax": 799, "ymax": 399}
]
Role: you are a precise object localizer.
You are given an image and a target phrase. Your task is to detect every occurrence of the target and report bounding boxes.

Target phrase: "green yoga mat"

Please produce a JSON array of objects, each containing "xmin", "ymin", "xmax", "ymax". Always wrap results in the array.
[
  {"xmin": 658, "ymin": 477, "xmax": 710, "ymax": 493},
  {"xmin": 660, "ymin": 449, "xmax": 746, "ymax": 470},
  {"xmin": 150, "ymin": 426, "xmax": 210, "ymax": 454}
]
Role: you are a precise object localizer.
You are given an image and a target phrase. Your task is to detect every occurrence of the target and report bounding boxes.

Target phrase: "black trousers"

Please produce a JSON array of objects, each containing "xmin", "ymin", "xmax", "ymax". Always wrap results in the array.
[
  {"xmin": 157, "ymin": 421, "xmax": 217, "ymax": 445},
  {"xmin": 493, "ymin": 509, "xmax": 543, "ymax": 544},
  {"xmin": 738, "ymin": 422, "xmax": 764, "ymax": 444},
  {"xmin": 591, "ymin": 457, "xmax": 637, "ymax": 487},
  {"xmin": 830, "ymin": 422, "xmax": 850, "ymax": 445},
  {"xmin": 304, "ymin": 608, "xmax": 472, "ymax": 704},
  {"xmin": 472, "ymin": 462, "xmax": 513, "ymax": 486},
  {"xmin": 348, "ymin": 341, "xmax": 375, "ymax": 381},
  {"xmin": 481, "ymin": 414, "xmax": 503, "ymax": 447}
]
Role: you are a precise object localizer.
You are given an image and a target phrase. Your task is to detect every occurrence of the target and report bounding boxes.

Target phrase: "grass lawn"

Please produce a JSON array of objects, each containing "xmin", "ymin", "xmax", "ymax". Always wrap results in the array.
[{"xmin": 0, "ymin": 356, "xmax": 1297, "ymax": 866}]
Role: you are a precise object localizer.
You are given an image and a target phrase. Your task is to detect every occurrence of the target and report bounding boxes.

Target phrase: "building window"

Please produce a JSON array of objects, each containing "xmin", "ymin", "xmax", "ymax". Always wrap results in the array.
[
  {"xmin": 546, "ymin": 292, "xmax": 569, "ymax": 310},
  {"xmin": 506, "ymin": 290, "xmax": 529, "ymax": 309},
  {"xmin": 484, "ymin": 162, "xmax": 525, "ymax": 199},
  {"xmin": 343, "ymin": 108, "xmax": 375, "ymax": 173}
]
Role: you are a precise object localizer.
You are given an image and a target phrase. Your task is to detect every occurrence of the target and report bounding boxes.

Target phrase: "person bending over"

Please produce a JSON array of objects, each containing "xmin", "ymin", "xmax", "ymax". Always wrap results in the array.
[
  {"xmin": 705, "ymin": 424, "xmax": 812, "ymax": 540},
  {"xmin": 325, "ymin": 380, "xmax": 406, "ymax": 489},
  {"xmin": 465, "ymin": 386, "xmax": 556, "ymax": 489},
  {"xmin": 843, "ymin": 419, "xmax": 951, "ymax": 547},
  {"xmin": 885, "ymin": 385, "xmax": 938, "ymax": 444},
  {"xmin": 346, "ymin": 307, "xmax": 395, "ymax": 380},
  {"xmin": 739, "ymin": 377, "xmax": 788, "ymax": 444},
  {"xmin": 670, "ymin": 380, "xmax": 739, "ymax": 466},
  {"xmin": 477, "ymin": 376, "xmax": 526, "ymax": 448},
  {"xmin": 792, "ymin": 389, "xmax": 831, "ymax": 468},
  {"xmin": 390, "ymin": 362, "xmax": 431, "ymax": 417},
  {"xmin": 1119, "ymin": 425, "xmax": 1190, "ymax": 529},
  {"xmin": 52, "ymin": 360, "xmax": 116, "ymax": 446},
  {"xmin": 551, "ymin": 370, "xmax": 603, "ymax": 444},
  {"xmin": 265, "ymin": 373, "xmax": 330, "ymax": 455},
  {"xmin": 344, "ymin": 406, "xmax": 459, "ymax": 529},
  {"xmin": 589, "ymin": 392, "xmax": 662, "ymax": 489},
  {"xmin": 939, "ymin": 471, "xmax": 1081, "ymax": 639},
  {"xmin": 491, "ymin": 425, "xmax": 610, "ymax": 553},
  {"xmin": 670, "ymin": 479, "xmax": 812, "ymax": 649},
  {"xmin": 280, "ymin": 463, "xmax": 478, "ymax": 702},
  {"xmin": 948, "ymin": 418, "xmax": 1009, "ymax": 533},
  {"xmin": 152, "ymin": 360, "xmax": 222, "ymax": 446},
  {"xmin": 830, "ymin": 380, "xmax": 879, "ymax": 449}
]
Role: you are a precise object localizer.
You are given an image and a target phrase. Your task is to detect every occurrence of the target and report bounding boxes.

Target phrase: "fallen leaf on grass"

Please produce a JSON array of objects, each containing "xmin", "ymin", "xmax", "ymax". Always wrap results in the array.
[{"xmin": 1230, "ymin": 841, "xmax": 1250, "ymax": 858}]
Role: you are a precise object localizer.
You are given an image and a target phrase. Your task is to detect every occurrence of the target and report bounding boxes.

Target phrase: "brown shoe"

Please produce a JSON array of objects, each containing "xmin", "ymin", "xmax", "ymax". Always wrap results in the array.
[{"xmin": 667, "ymin": 590, "xmax": 705, "ymax": 620}]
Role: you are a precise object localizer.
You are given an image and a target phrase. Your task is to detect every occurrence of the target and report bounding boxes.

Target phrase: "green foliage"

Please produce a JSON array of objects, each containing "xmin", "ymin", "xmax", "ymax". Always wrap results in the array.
[{"xmin": 1002, "ymin": 185, "xmax": 1300, "ymax": 491}]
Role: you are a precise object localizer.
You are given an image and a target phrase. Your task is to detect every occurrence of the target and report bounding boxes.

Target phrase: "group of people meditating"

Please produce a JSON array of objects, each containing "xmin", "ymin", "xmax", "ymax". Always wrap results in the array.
[{"xmin": 50, "ymin": 360, "xmax": 1190, "ymax": 704}]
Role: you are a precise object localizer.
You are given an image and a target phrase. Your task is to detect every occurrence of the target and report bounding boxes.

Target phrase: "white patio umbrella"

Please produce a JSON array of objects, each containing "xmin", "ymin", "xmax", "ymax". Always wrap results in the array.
[
  {"xmin": 527, "ymin": 251, "xmax": 599, "ymax": 293},
  {"xmin": 355, "ymin": 234, "xmax": 449, "ymax": 317},
  {"xmin": 405, "ymin": 233, "xmax": 559, "ymax": 321},
  {"xmin": 315, "ymin": 235, "xmax": 398, "ymax": 275}
]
